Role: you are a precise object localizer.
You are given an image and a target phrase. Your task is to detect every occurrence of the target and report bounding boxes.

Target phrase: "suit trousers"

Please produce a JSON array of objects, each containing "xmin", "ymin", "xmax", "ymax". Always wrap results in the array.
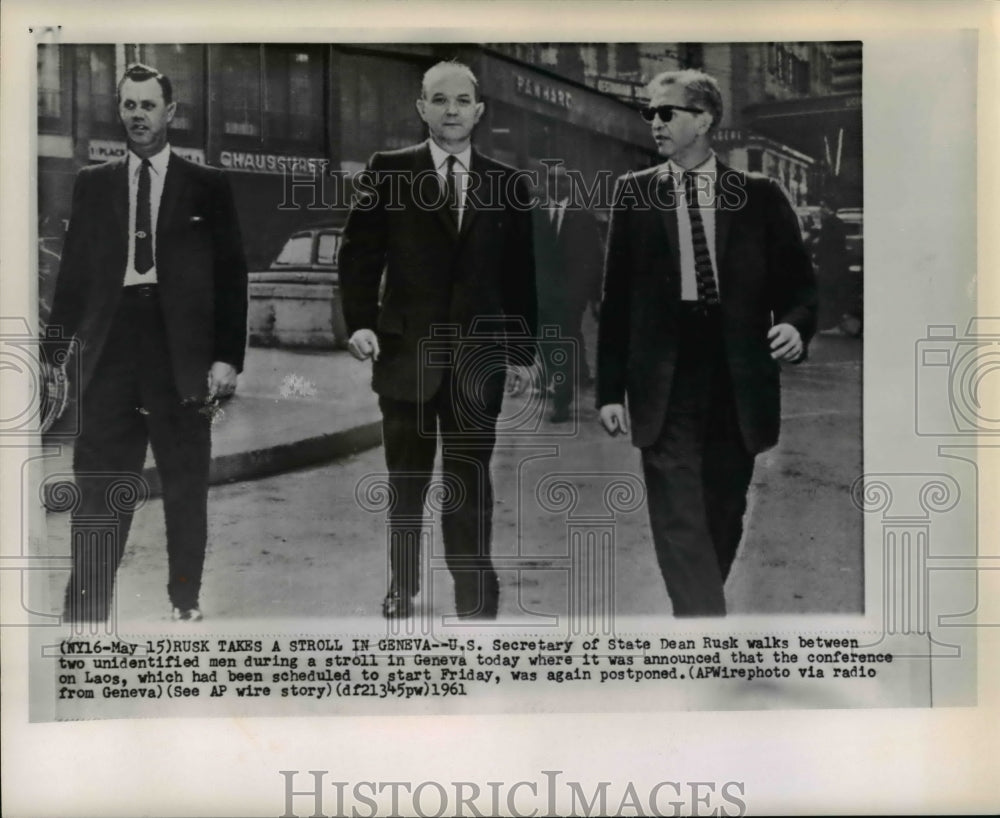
[
  {"xmin": 378, "ymin": 364, "xmax": 505, "ymax": 619},
  {"xmin": 63, "ymin": 286, "xmax": 211, "ymax": 621},
  {"xmin": 640, "ymin": 305, "xmax": 756, "ymax": 617}
]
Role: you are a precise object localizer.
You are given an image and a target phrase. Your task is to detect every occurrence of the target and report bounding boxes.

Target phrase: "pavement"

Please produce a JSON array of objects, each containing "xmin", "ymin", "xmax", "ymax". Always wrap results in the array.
[
  {"xmin": 37, "ymin": 331, "xmax": 862, "ymax": 621},
  {"xmin": 43, "ymin": 325, "xmax": 861, "ymax": 501},
  {"xmin": 44, "ymin": 345, "xmax": 383, "ymax": 495}
]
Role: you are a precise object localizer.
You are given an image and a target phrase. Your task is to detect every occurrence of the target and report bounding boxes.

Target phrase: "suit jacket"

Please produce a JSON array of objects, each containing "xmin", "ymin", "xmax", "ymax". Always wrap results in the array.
[
  {"xmin": 338, "ymin": 142, "xmax": 537, "ymax": 403},
  {"xmin": 533, "ymin": 201, "xmax": 604, "ymax": 326},
  {"xmin": 597, "ymin": 162, "xmax": 817, "ymax": 453},
  {"xmin": 48, "ymin": 152, "xmax": 248, "ymax": 402}
]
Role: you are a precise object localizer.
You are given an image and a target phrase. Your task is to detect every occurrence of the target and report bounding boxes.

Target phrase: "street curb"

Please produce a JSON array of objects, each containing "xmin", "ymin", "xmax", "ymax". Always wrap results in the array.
[
  {"xmin": 42, "ymin": 418, "xmax": 384, "ymax": 508},
  {"xmin": 140, "ymin": 418, "xmax": 384, "ymax": 496}
]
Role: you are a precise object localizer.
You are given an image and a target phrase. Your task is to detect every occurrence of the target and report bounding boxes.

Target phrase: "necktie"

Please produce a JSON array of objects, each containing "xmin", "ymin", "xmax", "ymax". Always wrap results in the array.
[
  {"xmin": 683, "ymin": 171, "xmax": 720, "ymax": 306},
  {"xmin": 135, "ymin": 158, "xmax": 153, "ymax": 274},
  {"xmin": 445, "ymin": 154, "xmax": 461, "ymax": 230}
]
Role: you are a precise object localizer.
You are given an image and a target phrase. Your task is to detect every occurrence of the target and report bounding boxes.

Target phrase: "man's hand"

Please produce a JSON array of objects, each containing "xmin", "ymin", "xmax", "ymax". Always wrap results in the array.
[
  {"xmin": 348, "ymin": 329, "xmax": 380, "ymax": 362},
  {"xmin": 768, "ymin": 323, "xmax": 804, "ymax": 362},
  {"xmin": 505, "ymin": 364, "xmax": 533, "ymax": 397},
  {"xmin": 599, "ymin": 403, "xmax": 629, "ymax": 436},
  {"xmin": 207, "ymin": 361, "xmax": 238, "ymax": 400}
]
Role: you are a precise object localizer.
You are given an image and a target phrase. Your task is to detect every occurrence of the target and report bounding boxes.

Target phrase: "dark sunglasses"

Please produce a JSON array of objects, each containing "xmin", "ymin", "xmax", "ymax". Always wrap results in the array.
[{"xmin": 639, "ymin": 104, "xmax": 705, "ymax": 123}]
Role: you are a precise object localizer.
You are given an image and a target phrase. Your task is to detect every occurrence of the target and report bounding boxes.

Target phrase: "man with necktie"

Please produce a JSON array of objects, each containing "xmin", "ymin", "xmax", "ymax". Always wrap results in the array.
[
  {"xmin": 48, "ymin": 63, "xmax": 248, "ymax": 623},
  {"xmin": 533, "ymin": 163, "xmax": 604, "ymax": 422},
  {"xmin": 339, "ymin": 60, "xmax": 536, "ymax": 620},
  {"xmin": 597, "ymin": 69, "xmax": 817, "ymax": 616}
]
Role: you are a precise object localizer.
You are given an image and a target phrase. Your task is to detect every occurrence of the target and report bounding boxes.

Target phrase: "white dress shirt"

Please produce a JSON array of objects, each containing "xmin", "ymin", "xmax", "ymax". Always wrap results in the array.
[
  {"xmin": 428, "ymin": 139, "xmax": 471, "ymax": 230},
  {"xmin": 547, "ymin": 197, "xmax": 568, "ymax": 236},
  {"xmin": 663, "ymin": 153, "xmax": 721, "ymax": 301},
  {"xmin": 123, "ymin": 144, "xmax": 171, "ymax": 286}
]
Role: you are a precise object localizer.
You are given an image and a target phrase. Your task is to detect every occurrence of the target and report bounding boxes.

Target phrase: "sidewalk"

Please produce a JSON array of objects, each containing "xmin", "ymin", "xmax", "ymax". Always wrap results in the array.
[{"xmin": 45, "ymin": 346, "xmax": 382, "ymax": 494}]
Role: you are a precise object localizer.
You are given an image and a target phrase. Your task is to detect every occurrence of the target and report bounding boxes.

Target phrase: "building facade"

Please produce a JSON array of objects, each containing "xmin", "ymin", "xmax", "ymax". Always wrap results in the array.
[
  {"xmin": 490, "ymin": 41, "xmax": 862, "ymax": 206},
  {"xmin": 37, "ymin": 40, "xmax": 861, "ymax": 319},
  {"xmin": 37, "ymin": 43, "xmax": 656, "ymax": 278}
]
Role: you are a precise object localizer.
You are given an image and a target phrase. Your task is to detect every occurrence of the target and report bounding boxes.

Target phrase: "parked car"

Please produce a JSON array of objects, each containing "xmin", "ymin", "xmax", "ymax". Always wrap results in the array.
[{"xmin": 248, "ymin": 224, "xmax": 348, "ymax": 349}]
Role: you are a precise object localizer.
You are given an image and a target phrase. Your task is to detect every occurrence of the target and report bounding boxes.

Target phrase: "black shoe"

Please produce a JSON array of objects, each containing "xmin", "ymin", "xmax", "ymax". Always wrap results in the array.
[
  {"xmin": 381, "ymin": 591, "xmax": 413, "ymax": 619},
  {"xmin": 171, "ymin": 606, "xmax": 203, "ymax": 622}
]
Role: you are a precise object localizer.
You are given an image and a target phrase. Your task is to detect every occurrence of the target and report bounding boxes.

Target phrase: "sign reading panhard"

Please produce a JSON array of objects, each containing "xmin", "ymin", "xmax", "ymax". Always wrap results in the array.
[{"xmin": 514, "ymin": 73, "xmax": 574, "ymax": 109}]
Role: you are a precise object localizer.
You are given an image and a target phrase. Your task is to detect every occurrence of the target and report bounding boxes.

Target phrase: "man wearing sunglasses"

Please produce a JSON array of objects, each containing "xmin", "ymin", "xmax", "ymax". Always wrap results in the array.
[{"xmin": 597, "ymin": 69, "xmax": 817, "ymax": 616}]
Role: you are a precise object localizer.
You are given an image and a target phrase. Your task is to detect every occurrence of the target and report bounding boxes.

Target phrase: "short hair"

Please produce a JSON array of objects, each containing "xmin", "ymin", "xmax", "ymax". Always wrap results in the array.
[
  {"xmin": 117, "ymin": 63, "xmax": 173, "ymax": 105},
  {"xmin": 421, "ymin": 60, "xmax": 479, "ymax": 101},
  {"xmin": 646, "ymin": 69, "xmax": 723, "ymax": 131}
]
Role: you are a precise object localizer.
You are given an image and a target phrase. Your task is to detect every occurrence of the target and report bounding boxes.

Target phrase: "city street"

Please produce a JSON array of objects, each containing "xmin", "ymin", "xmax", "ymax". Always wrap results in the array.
[{"xmin": 39, "ymin": 332, "xmax": 862, "ymax": 624}]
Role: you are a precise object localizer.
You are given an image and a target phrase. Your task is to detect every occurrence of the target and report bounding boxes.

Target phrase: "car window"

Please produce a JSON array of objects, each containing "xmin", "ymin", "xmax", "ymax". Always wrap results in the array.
[
  {"xmin": 316, "ymin": 231, "xmax": 342, "ymax": 266},
  {"xmin": 273, "ymin": 234, "xmax": 314, "ymax": 266}
]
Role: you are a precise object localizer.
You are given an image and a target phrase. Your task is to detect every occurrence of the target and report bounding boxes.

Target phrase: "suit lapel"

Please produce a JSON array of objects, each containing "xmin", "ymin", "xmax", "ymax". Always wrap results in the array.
[
  {"xmin": 416, "ymin": 144, "xmax": 459, "ymax": 241},
  {"xmin": 655, "ymin": 172, "xmax": 682, "ymax": 279},
  {"xmin": 111, "ymin": 157, "xmax": 129, "ymax": 244},
  {"xmin": 714, "ymin": 161, "xmax": 733, "ymax": 274},
  {"xmin": 456, "ymin": 149, "xmax": 482, "ymax": 243},
  {"xmin": 157, "ymin": 152, "xmax": 185, "ymax": 246}
]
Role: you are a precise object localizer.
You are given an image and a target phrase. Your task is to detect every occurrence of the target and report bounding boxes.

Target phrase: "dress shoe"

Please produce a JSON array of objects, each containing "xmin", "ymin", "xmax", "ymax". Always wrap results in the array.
[
  {"xmin": 171, "ymin": 606, "xmax": 203, "ymax": 622},
  {"xmin": 381, "ymin": 591, "xmax": 413, "ymax": 619}
]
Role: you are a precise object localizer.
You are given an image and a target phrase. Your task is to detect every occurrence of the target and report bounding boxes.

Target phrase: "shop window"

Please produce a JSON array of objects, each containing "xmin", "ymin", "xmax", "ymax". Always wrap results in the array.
[
  {"xmin": 616, "ymin": 44, "xmax": 640, "ymax": 76},
  {"xmin": 595, "ymin": 43, "xmax": 609, "ymax": 76},
  {"xmin": 90, "ymin": 45, "xmax": 118, "ymax": 134},
  {"xmin": 678, "ymin": 43, "xmax": 704, "ymax": 70},
  {"xmin": 264, "ymin": 46, "xmax": 324, "ymax": 147},
  {"xmin": 220, "ymin": 45, "xmax": 262, "ymax": 137},
  {"xmin": 793, "ymin": 56, "xmax": 810, "ymax": 94},
  {"xmin": 141, "ymin": 44, "xmax": 205, "ymax": 142},
  {"xmin": 37, "ymin": 44, "xmax": 69, "ymax": 132},
  {"xmin": 338, "ymin": 51, "xmax": 425, "ymax": 163}
]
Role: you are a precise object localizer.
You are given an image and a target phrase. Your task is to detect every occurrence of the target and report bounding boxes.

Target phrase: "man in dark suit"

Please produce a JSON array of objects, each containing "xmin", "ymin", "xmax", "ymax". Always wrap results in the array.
[
  {"xmin": 533, "ymin": 163, "xmax": 604, "ymax": 422},
  {"xmin": 339, "ymin": 60, "xmax": 536, "ymax": 620},
  {"xmin": 48, "ymin": 63, "xmax": 248, "ymax": 623},
  {"xmin": 597, "ymin": 69, "xmax": 817, "ymax": 616}
]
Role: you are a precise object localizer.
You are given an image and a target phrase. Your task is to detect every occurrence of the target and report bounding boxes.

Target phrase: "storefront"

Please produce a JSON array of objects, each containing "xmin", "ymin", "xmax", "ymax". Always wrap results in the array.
[
  {"xmin": 743, "ymin": 92, "xmax": 862, "ymax": 206},
  {"xmin": 36, "ymin": 42, "xmax": 659, "ymax": 320},
  {"xmin": 712, "ymin": 128, "xmax": 818, "ymax": 207}
]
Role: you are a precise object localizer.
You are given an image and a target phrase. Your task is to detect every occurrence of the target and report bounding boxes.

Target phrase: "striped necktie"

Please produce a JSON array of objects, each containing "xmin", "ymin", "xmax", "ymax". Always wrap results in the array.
[{"xmin": 683, "ymin": 171, "xmax": 719, "ymax": 306}]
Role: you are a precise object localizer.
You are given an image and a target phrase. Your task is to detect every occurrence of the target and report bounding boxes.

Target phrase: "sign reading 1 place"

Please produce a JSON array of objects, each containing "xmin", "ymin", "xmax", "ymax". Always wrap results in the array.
[{"xmin": 88, "ymin": 140, "xmax": 205, "ymax": 165}]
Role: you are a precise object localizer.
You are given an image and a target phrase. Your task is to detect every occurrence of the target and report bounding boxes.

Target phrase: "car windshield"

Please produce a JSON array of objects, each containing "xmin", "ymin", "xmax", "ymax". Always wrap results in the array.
[{"xmin": 273, "ymin": 234, "xmax": 313, "ymax": 266}]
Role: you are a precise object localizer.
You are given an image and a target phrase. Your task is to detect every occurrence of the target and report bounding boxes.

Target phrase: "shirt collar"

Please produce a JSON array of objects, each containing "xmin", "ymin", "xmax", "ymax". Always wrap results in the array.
[
  {"xmin": 128, "ymin": 143, "xmax": 171, "ymax": 176},
  {"xmin": 662, "ymin": 152, "xmax": 717, "ymax": 178},
  {"xmin": 428, "ymin": 138, "xmax": 471, "ymax": 172}
]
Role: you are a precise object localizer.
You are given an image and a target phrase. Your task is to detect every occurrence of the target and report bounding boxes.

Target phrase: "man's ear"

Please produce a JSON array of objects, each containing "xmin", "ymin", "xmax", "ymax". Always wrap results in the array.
[
  {"xmin": 166, "ymin": 100, "xmax": 178, "ymax": 125},
  {"xmin": 473, "ymin": 100, "xmax": 485, "ymax": 124},
  {"xmin": 415, "ymin": 98, "xmax": 427, "ymax": 124}
]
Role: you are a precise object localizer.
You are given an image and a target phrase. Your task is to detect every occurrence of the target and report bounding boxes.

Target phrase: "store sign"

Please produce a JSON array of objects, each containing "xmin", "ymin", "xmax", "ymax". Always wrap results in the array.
[
  {"xmin": 514, "ymin": 73, "xmax": 573, "ymax": 110},
  {"xmin": 713, "ymin": 129, "xmax": 746, "ymax": 144},
  {"xmin": 88, "ymin": 140, "xmax": 205, "ymax": 165},
  {"xmin": 219, "ymin": 150, "xmax": 327, "ymax": 175}
]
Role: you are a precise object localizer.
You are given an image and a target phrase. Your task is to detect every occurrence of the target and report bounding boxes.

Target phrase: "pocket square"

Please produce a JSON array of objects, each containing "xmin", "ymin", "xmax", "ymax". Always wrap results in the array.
[{"xmin": 189, "ymin": 215, "xmax": 205, "ymax": 224}]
